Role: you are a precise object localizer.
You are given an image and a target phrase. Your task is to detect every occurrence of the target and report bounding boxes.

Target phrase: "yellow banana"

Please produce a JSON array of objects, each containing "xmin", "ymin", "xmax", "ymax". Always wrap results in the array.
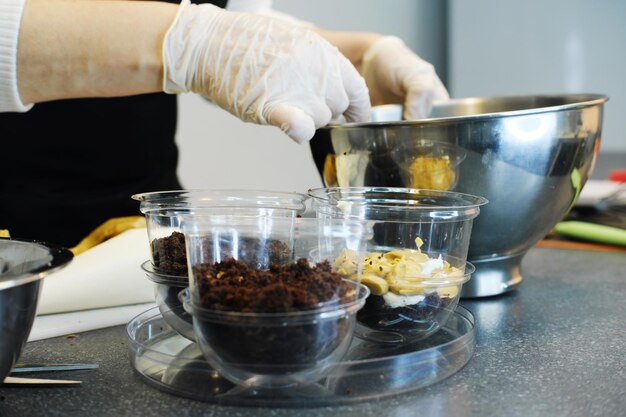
[
  {"xmin": 70, "ymin": 216, "xmax": 146, "ymax": 256},
  {"xmin": 360, "ymin": 274, "xmax": 389, "ymax": 295}
]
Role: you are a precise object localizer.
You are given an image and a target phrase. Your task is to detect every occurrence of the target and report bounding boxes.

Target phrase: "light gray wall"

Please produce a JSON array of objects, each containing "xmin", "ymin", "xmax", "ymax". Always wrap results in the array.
[
  {"xmin": 449, "ymin": 0, "xmax": 626, "ymax": 153},
  {"xmin": 176, "ymin": 0, "xmax": 445, "ymax": 191},
  {"xmin": 177, "ymin": 0, "xmax": 624, "ymax": 192},
  {"xmin": 272, "ymin": 0, "xmax": 447, "ymax": 81}
]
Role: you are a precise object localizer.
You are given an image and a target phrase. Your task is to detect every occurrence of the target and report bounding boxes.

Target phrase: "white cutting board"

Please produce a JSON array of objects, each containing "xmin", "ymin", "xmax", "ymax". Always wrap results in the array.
[
  {"xmin": 36, "ymin": 228, "xmax": 155, "ymax": 315},
  {"xmin": 30, "ymin": 228, "xmax": 160, "ymax": 340},
  {"xmin": 29, "ymin": 302, "xmax": 156, "ymax": 342}
]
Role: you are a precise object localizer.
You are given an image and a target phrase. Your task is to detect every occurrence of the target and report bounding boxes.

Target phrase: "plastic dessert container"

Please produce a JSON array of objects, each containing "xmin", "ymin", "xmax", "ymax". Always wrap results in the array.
[
  {"xmin": 179, "ymin": 214, "xmax": 370, "ymax": 388},
  {"xmin": 390, "ymin": 139, "xmax": 467, "ymax": 191},
  {"xmin": 141, "ymin": 260, "xmax": 194, "ymax": 341},
  {"xmin": 126, "ymin": 304, "xmax": 477, "ymax": 406},
  {"xmin": 353, "ymin": 254, "xmax": 474, "ymax": 342},
  {"xmin": 132, "ymin": 190, "xmax": 308, "ymax": 340},
  {"xmin": 309, "ymin": 187, "xmax": 487, "ymax": 343},
  {"xmin": 181, "ymin": 284, "xmax": 369, "ymax": 388},
  {"xmin": 131, "ymin": 190, "xmax": 308, "ymax": 276}
]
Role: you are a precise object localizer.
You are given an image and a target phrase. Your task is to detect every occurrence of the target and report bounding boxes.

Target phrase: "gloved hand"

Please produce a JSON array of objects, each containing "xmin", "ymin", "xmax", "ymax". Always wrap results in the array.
[
  {"xmin": 361, "ymin": 36, "xmax": 449, "ymax": 120},
  {"xmin": 162, "ymin": 0, "xmax": 370, "ymax": 143}
]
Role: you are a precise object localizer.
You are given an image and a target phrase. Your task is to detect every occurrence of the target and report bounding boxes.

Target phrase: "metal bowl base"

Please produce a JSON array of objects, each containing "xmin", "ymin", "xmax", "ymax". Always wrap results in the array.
[{"xmin": 461, "ymin": 253, "xmax": 524, "ymax": 298}]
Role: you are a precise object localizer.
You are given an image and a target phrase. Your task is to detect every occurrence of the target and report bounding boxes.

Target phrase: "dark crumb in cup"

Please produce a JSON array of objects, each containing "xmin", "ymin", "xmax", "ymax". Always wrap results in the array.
[
  {"xmin": 152, "ymin": 231, "xmax": 188, "ymax": 276},
  {"xmin": 191, "ymin": 258, "xmax": 358, "ymax": 371},
  {"xmin": 151, "ymin": 231, "xmax": 293, "ymax": 277},
  {"xmin": 193, "ymin": 258, "xmax": 354, "ymax": 313},
  {"xmin": 357, "ymin": 292, "xmax": 453, "ymax": 332}
]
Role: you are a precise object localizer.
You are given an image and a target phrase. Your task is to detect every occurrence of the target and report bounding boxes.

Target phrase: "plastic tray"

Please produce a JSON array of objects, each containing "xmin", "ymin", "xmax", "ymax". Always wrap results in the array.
[{"xmin": 126, "ymin": 305, "xmax": 475, "ymax": 407}]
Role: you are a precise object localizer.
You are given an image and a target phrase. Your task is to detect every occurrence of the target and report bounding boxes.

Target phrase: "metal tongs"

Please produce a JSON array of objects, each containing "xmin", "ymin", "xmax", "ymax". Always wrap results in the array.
[{"xmin": 3, "ymin": 363, "xmax": 99, "ymax": 386}]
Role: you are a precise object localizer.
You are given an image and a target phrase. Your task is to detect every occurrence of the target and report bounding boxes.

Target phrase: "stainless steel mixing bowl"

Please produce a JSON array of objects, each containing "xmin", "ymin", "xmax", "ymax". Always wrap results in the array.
[
  {"xmin": 309, "ymin": 94, "xmax": 608, "ymax": 297},
  {"xmin": 0, "ymin": 238, "xmax": 73, "ymax": 382}
]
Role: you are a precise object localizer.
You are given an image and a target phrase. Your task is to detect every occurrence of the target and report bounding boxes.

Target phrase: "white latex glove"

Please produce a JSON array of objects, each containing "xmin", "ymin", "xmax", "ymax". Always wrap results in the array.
[
  {"xmin": 361, "ymin": 36, "xmax": 449, "ymax": 120},
  {"xmin": 162, "ymin": 0, "xmax": 370, "ymax": 143}
]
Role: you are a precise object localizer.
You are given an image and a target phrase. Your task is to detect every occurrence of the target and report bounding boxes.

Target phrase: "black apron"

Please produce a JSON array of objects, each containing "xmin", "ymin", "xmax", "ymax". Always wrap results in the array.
[{"xmin": 0, "ymin": 0, "xmax": 227, "ymax": 248}]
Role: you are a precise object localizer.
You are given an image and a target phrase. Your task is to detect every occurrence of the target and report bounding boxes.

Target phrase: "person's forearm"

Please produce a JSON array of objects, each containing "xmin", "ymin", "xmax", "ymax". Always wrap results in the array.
[
  {"xmin": 313, "ymin": 29, "xmax": 381, "ymax": 74},
  {"xmin": 17, "ymin": 0, "xmax": 178, "ymax": 104}
]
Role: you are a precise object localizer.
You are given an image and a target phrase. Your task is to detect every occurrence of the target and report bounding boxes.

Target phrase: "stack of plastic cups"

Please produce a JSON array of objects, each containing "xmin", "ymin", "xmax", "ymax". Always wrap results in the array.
[
  {"xmin": 178, "ymin": 213, "xmax": 371, "ymax": 388},
  {"xmin": 132, "ymin": 190, "xmax": 308, "ymax": 341},
  {"xmin": 308, "ymin": 187, "xmax": 488, "ymax": 344}
]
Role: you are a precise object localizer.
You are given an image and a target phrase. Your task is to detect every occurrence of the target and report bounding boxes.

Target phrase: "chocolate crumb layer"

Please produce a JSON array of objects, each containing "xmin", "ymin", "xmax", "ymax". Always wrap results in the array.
[
  {"xmin": 152, "ymin": 231, "xmax": 188, "ymax": 276},
  {"xmin": 357, "ymin": 292, "xmax": 454, "ymax": 333},
  {"xmin": 151, "ymin": 231, "xmax": 292, "ymax": 276},
  {"xmin": 193, "ymin": 258, "xmax": 354, "ymax": 313},
  {"xmin": 191, "ymin": 258, "xmax": 359, "ymax": 373}
]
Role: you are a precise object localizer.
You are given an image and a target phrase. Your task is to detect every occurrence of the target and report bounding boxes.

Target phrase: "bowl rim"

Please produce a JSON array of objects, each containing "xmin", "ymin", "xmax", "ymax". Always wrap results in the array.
[
  {"xmin": 0, "ymin": 238, "xmax": 74, "ymax": 291},
  {"xmin": 132, "ymin": 189, "xmax": 309, "ymax": 214},
  {"xmin": 308, "ymin": 187, "xmax": 488, "ymax": 210},
  {"xmin": 319, "ymin": 93, "xmax": 609, "ymax": 129},
  {"xmin": 141, "ymin": 260, "xmax": 188, "ymax": 285}
]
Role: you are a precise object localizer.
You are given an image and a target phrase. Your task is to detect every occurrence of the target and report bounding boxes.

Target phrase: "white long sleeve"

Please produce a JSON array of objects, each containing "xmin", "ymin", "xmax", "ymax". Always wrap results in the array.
[
  {"xmin": 0, "ymin": 0, "xmax": 304, "ymax": 114},
  {"xmin": 0, "ymin": 0, "xmax": 32, "ymax": 112}
]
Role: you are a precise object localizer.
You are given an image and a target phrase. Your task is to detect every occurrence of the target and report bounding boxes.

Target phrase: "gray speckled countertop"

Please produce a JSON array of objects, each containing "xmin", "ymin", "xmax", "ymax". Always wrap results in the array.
[{"xmin": 1, "ymin": 246, "xmax": 625, "ymax": 417}]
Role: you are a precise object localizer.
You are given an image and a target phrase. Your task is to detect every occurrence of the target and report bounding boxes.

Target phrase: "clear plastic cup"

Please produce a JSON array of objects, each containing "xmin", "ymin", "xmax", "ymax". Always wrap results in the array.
[
  {"xmin": 132, "ymin": 190, "xmax": 308, "ymax": 276},
  {"xmin": 179, "ymin": 215, "xmax": 370, "ymax": 388},
  {"xmin": 140, "ymin": 260, "xmax": 194, "ymax": 342},
  {"xmin": 390, "ymin": 139, "xmax": 467, "ymax": 191},
  {"xmin": 308, "ymin": 187, "xmax": 487, "ymax": 343},
  {"xmin": 354, "ymin": 256, "xmax": 474, "ymax": 343},
  {"xmin": 132, "ymin": 190, "xmax": 308, "ymax": 342}
]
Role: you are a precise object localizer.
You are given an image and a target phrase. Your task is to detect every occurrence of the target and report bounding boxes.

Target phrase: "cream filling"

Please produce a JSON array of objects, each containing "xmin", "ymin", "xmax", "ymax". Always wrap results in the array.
[
  {"xmin": 419, "ymin": 254, "xmax": 444, "ymax": 275},
  {"xmin": 382, "ymin": 292, "xmax": 426, "ymax": 308}
]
